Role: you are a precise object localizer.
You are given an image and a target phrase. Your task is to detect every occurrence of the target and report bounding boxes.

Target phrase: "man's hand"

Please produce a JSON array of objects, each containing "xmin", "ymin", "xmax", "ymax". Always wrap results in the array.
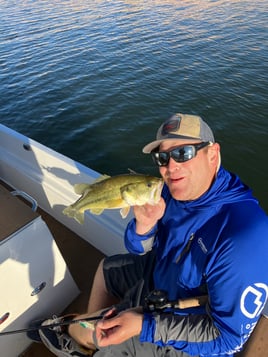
[
  {"xmin": 95, "ymin": 308, "xmax": 143, "ymax": 347},
  {"xmin": 134, "ymin": 197, "xmax": 166, "ymax": 235}
]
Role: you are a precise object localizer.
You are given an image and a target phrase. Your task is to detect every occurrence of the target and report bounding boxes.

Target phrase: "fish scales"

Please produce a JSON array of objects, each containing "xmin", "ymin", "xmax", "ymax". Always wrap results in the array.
[{"xmin": 63, "ymin": 173, "xmax": 163, "ymax": 224}]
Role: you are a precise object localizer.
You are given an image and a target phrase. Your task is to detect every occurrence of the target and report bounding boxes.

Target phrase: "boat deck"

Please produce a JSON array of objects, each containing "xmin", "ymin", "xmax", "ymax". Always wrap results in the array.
[{"xmin": 0, "ymin": 181, "xmax": 105, "ymax": 357}]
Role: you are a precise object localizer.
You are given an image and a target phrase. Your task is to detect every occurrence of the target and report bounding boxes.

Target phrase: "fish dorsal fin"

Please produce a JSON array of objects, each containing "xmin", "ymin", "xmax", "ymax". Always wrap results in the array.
[
  {"xmin": 127, "ymin": 168, "xmax": 139, "ymax": 175},
  {"xmin": 73, "ymin": 174, "xmax": 110, "ymax": 195},
  {"xmin": 127, "ymin": 168, "xmax": 147, "ymax": 176},
  {"xmin": 120, "ymin": 206, "xmax": 131, "ymax": 219},
  {"xmin": 92, "ymin": 174, "xmax": 111, "ymax": 183}
]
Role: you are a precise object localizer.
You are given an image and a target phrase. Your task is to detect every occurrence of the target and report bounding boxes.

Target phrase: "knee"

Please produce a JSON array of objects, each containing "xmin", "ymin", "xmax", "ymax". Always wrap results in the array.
[{"xmin": 94, "ymin": 258, "xmax": 107, "ymax": 290}]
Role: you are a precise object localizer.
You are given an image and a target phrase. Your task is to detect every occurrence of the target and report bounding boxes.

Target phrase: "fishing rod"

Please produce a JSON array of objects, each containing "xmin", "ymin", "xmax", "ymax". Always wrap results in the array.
[
  {"xmin": 0, "ymin": 290, "xmax": 208, "ymax": 336},
  {"xmin": 0, "ymin": 315, "xmax": 104, "ymax": 336}
]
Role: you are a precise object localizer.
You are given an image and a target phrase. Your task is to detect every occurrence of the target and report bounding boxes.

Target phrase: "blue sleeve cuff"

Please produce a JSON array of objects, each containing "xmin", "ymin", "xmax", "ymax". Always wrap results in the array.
[
  {"xmin": 124, "ymin": 219, "xmax": 158, "ymax": 254},
  {"xmin": 129, "ymin": 219, "xmax": 158, "ymax": 240},
  {"xmin": 140, "ymin": 313, "xmax": 156, "ymax": 343}
]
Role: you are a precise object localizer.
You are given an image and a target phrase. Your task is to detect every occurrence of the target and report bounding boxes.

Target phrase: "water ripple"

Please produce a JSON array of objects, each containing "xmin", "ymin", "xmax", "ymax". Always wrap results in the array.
[{"xmin": 0, "ymin": 0, "xmax": 267, "ymax": 210}]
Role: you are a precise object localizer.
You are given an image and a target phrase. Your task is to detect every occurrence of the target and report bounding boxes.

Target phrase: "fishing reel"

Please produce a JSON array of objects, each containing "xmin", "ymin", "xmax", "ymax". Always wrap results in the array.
[
  {"xmin": 144, "ymin": 289, "xmax": 208, "ymax": 312},
  {"xmin": 144, "ymin": 290, "xmax": 173, "ymax": 312}
]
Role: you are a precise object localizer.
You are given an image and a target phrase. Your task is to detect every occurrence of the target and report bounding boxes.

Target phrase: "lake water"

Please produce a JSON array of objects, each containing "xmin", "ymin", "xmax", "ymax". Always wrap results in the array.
[{"xmin": 0, "ymin": 0, "xmax": 267, "ymax": 212}]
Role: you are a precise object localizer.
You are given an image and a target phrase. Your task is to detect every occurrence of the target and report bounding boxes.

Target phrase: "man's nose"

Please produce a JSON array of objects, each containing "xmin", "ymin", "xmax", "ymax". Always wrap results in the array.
[{"xmin": 167, "ymin": 157, "xmax": 182, "ymax": 171}]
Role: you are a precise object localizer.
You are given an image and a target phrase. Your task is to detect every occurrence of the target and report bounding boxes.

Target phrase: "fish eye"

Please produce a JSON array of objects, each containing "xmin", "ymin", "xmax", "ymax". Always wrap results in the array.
[{"xmin": 147, "ymin": 183, "xmax": 152, "ymax": 187}]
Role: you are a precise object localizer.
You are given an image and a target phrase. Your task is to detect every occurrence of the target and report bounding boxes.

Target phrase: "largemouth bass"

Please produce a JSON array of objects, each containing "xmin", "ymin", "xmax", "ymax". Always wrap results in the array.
[{"xmin": 63, "ymin": 173, "xmax": 164, "ymax": 224}]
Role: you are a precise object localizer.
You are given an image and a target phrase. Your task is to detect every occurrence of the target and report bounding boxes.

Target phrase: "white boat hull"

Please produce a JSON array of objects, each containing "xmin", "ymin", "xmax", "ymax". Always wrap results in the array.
[{"xmin": 0, "ymin": 124, "xmax": 127, "ymax": 256}]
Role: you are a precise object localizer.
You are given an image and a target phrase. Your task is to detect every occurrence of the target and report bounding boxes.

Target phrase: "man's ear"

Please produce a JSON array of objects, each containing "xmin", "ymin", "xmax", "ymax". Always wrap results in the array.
[{"xmin": 208, "ymin": 143, "xmax": 221, "ymax": 170}]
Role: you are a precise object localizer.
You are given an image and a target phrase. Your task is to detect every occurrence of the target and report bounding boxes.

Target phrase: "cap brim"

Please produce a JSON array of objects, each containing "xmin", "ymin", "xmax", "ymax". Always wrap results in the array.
[
  {"xmin": 142, "ymin": 139, "xmax": 166, "ymax": 153},
  {"xmin": 142, "ymin": 137, "xmax": 203, "ymax": 153}
]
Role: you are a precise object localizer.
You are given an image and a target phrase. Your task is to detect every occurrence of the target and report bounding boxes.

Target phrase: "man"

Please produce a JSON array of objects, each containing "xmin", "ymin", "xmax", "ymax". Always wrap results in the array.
[{"xmin": 36, "ymin": 113, "xmax": 268, "ymax": 356}]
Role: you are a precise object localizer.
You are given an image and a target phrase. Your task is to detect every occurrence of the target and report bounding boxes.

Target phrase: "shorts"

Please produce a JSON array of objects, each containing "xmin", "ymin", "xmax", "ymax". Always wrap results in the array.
[
  {"xmin": 103, "ymin": 250, "xmax": 156, "ymax": 308},
  {"xmin": 96, "ymin": 251, "xmax": 193, "ymax": 357}
]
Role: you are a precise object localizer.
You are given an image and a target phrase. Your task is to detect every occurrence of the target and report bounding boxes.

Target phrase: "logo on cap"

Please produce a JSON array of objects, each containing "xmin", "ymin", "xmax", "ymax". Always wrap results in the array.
[{"xmin": 161, "ymin": 118, "xmax": 181, "ymax": 136}]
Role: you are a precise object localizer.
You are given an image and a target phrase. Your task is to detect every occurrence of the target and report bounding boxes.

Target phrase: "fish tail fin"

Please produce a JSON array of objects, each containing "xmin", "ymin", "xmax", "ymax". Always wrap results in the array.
[
  {"xmin": 73, "ymin": 212, "xmax": 85, "ymax": 224},
  {"xmin": 63, "ymin": 205, "xmax": 74, "ymax": 217},
  {"xmin": 63, "ymin": 206, "xmax": 85, "ymax": 224}
]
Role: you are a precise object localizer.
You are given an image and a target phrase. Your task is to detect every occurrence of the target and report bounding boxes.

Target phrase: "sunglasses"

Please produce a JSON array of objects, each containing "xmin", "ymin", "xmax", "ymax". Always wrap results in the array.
[{"xmin": 151, "ymin": 141, "xmax": 211, "ymax": 167}]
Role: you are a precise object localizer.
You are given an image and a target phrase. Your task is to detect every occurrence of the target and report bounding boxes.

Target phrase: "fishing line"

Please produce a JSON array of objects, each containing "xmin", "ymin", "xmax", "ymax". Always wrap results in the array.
[{"xmin": 0, "ymin": 315, "xmax": 103, "ymax": 336}]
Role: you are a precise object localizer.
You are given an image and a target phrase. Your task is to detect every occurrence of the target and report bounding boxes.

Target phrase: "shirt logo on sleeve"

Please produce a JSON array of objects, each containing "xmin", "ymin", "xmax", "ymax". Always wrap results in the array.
[{"xmin": 240, "ymin": 283, "xmax": 268, "ymax": 318}]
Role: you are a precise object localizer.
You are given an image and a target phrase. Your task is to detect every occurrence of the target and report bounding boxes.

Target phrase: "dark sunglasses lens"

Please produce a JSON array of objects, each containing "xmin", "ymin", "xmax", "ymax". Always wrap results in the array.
[
  {"xmin": 152, "ymin": 144, "xmax": 202, "ymax": 166},
  {"xmin": 152, "ymin": 152, "xmax": 169, "ymax": 166},
  {"xmin": 172, "ymin": 146, "xmax": 195, "ymax": 162}
]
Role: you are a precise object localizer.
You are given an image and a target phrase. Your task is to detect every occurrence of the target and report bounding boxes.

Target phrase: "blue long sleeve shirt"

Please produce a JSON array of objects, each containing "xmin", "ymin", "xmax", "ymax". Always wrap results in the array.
[{"xmin": 124, "ymin": 167, "xmax": 268, "ymax": 356}]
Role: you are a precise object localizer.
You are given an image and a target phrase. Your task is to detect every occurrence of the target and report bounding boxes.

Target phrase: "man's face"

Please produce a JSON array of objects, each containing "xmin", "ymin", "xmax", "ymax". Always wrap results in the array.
[{"xmin": 158, "ymin": 140, "xmax": 220, "ymax": 201}]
